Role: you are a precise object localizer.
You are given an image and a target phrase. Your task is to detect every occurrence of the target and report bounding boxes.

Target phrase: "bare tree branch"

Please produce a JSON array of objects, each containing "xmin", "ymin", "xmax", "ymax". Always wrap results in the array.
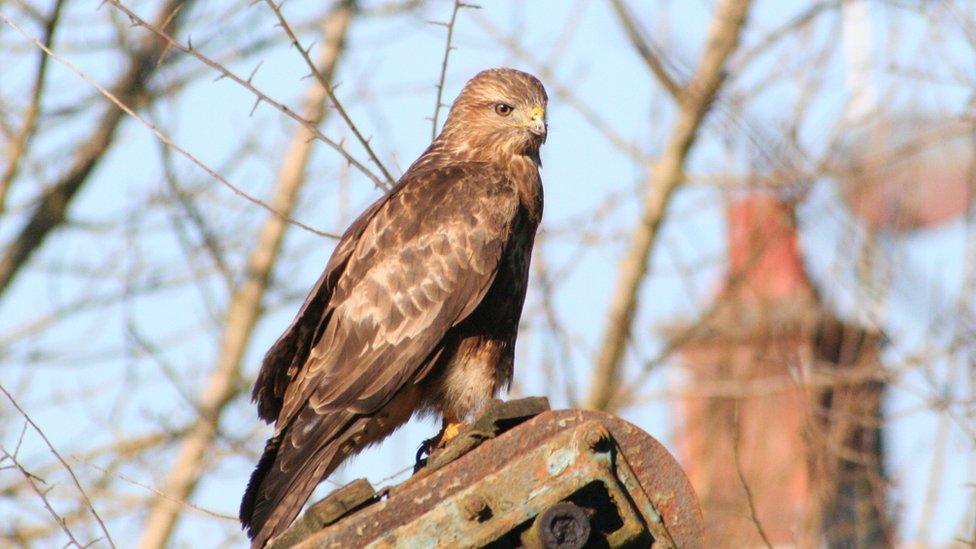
[
  {"xmin": 154, "ymin": 122, "xmax": 237, "ymax": 292},
  {"xmin": 105, "ymin": 0, "xmax": 389, "ymax": 191},
  {"xmin": 731, "ymin": 0, "xmax": 840, "ymax": 73},
  {"xmin": 1, "ymin": 16, "xmax": 341, "ymax": 241},
  {"xmin": 0, "ymin": 430, "xmax": 182, "ymax": 500},
  {"xmin": 586, "ymin": 0, "xmax": 754, "ymax": 411},
  {"xmin": 606, "ymin": 0, "xmax": 683, "ymax": 101},
  {"xmin": 75, "ymin": 457, "xmax": 238, "ymax": 521},
  {"xmin": 0, "ymin": 0, "xmax": 66, "ymax": 213},
  {"xmin": 0, "ymin": 0, "xmax": 190, "ymax": 300},
  {"xmin": 429, "ymin": 0, "xmax": 466, "ymax": 142},
  {"xmin": 1, "ymin": 446, "xmax": 83, "ymax": 547},
  {"xmin": 732, "ymin": 404, "xmax": 775, "ymax": 549},
  {"xmin": 263, "ymin": 0, "xmax": 396, "ymax": 186},
  {"xmin": 1, "ymin": 385, "xmax": 115, "ymax": 548}
]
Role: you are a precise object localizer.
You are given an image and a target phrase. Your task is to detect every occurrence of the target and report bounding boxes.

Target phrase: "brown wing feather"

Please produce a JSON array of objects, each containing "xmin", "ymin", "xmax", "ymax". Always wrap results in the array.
[
  {"xmin": 277, "ymin": 163, "xmax": 519, "ymax": 425},
  {"xmin": 251, "ymin": 195, "xmax": 394, "ymax": 422}
]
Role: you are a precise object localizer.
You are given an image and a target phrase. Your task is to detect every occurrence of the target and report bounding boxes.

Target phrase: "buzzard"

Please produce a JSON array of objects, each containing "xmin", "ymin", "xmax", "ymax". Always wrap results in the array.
[{"xmin": 240, "ymin": 68, "xmax": 548, "ymax": 547}]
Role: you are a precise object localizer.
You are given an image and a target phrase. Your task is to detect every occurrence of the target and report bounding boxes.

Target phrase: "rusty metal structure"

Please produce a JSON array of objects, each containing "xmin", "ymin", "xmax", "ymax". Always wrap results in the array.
[{"xmin": 266, "ymin": 398, "xmax": 702, "ymax": 548}]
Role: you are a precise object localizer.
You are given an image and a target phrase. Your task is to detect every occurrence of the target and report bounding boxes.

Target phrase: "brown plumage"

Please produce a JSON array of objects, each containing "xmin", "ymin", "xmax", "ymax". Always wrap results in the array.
[{"xmin": 239, "ymin": 68, "xmax": 548, "ymax": 547}]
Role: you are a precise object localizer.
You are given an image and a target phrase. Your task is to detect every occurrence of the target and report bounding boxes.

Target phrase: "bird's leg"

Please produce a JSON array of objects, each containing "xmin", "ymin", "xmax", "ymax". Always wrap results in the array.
[
  {"xmin": 413, "ymin": 417, "xmax": 468, "ymax": 473},
  {"xmin": 438, "ymin": 417, "xmax": 469, "ymax": 447}
]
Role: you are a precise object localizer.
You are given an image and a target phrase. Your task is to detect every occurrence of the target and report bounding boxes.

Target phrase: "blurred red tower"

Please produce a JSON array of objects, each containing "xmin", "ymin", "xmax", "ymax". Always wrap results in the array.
[{"xmin": 673, "ymin": 193, "xmax": 889, "ymax": 547}]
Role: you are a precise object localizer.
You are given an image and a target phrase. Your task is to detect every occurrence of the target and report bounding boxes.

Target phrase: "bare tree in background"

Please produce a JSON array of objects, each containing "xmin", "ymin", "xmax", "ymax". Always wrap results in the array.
[
  {"xmin": 2, "ymin": 1, "xmax": 974, "ymax": 547},
  {"xmin": 0, "ymin": 0, "xmax": 191, "ymax": 296},
  {"xmin": 137, "ymin": 3, "xmax": 357, "ymax": 547},
  {"xmin": 587, "ymin": 0, "xmax": 753, "ymax": 412}
]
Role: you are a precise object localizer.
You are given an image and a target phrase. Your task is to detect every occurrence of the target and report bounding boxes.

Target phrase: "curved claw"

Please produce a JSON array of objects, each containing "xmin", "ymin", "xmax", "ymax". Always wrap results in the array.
[{"xmin": 414, "ymin": 436, "xmax": 434, "ymax": 473}]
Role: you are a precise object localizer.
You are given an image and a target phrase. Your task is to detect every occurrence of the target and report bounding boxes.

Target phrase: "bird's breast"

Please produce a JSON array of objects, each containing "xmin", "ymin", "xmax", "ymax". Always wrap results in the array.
[
  {"xmin": 509, "ymin": 160, "xmax": 543, "ymax": 226},
  {"xmin": 436, "ymin": 337, "xmax": 512, "ymax": 422}
]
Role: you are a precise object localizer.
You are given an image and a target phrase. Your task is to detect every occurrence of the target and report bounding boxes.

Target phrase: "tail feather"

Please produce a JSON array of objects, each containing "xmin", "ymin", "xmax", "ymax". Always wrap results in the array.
[
  {"xmin": 240, "ymin": 410, "xmax": 363, "ymax": 548},
  {"xmin": 240, "ymin": 432, "xmax": 283, "ymax": 535}
]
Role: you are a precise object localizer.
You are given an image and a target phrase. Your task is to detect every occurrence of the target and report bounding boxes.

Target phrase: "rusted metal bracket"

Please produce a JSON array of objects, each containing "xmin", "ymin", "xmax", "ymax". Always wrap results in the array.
[
  {"xmin": 268, "ymin": 398, "xmax": 702, "ymax": 548},
  {"xmin": 415, "ymin": 396, "xmax": 552, "ymax": 476},
  {"xmin": 267, "ymin": 479, "xmax": 378, "ymax": 549}
]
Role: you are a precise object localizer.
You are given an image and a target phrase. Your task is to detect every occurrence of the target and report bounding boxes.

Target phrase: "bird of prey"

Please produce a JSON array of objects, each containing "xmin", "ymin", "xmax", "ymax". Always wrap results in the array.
[{"xmin": 240, "ymin": 68, "xmax": 548, "ymax": 547}]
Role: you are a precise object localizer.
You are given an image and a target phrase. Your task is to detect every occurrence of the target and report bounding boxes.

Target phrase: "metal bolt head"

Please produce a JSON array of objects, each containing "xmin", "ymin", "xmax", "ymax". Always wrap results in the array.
[
  {"xmin": 461, "ymin": 493, "xmax": 490, "ymax": 521},
  {"xmin": 535, "ymin": 501, "xmax": 592, "ymax": 548}
]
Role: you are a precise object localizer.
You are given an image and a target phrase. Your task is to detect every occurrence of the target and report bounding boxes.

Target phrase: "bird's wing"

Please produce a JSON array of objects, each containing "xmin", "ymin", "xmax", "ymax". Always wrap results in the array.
[
  {"xmin": 251, "ymin": 194, "xmax": 392, "ymax": 423},
  {"xmin": 276, "ymin": 163, "xmax": 520, "ymax": 427}
]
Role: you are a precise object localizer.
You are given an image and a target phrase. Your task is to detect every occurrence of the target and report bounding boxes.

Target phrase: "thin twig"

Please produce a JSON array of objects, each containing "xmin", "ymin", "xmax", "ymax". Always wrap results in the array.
[
  {"xmin": 152, "ymin": 104, "xmax": 237, "ymax": 291},
  {"xmin": 0, "ymin": 385, "xmax": 115, "ymax": 548},
  {"xmin": 607, "ymin": 0, "xmax": 684, "ymax": 101},
  {"xmin": 1, "ymin": 446, "xmax": 83, "ymax": 547},
  {"xmin": 731, "ymin": 0, "xmax": 840, "ymax": 72},
  {"xmin": 263, "ymin": 0, "xmax": 396, "ymax": 186},
  {"xmin": 732, "ymin": 404, "xmax": 775, "ymax": 549},
  {"xmin": 0, "ymin": 430, "xmax": 181, "ymax": 498},
  {"xmin": 0, "ymin": 14, "xmax": 339, "ymax": 240},
  {"xmin": 0, "ymin": 0, "xmax": 66, "ymax": 213},
  {"xmin": 375, "ymin": 464, "xmax": 415, "ymax": 489},
  {"xmin": 429, "ymin": 0, "xmax": 465, "ymax": 141},
  {"xmin": 103, "ymin": 0, "xmax": 388, "ymax": 191},
  {"xmin": 73, "ymin": 457, "xmax": 238, "ymax": 521}
]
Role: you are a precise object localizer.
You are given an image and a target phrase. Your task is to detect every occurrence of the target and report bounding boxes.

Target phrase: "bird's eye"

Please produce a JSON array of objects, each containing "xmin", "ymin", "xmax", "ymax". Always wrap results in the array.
[{"xmin": 493, "ymin": 103, "xmax": 514, "ymax": 116}]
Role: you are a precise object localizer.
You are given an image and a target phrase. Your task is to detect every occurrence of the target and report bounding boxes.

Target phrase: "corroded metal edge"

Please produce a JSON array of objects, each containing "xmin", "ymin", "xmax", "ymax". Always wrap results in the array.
[
  {"xmin": 267, "ymin": 478, "xmax": 378, "ymax": 548},
  {"xmin": 294, "ymin": 408, "xmax": 703, "ymax": 548},
  {"xmin": 367, "ymin": 420, "xmax": 644, "ymax": 547}
]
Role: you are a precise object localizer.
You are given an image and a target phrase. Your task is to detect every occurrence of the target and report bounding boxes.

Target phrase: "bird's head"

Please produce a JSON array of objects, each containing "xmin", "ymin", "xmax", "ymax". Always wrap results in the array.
[{"xmin": 438, "ymin": 68, "xmax": 548, "ymax": 163}]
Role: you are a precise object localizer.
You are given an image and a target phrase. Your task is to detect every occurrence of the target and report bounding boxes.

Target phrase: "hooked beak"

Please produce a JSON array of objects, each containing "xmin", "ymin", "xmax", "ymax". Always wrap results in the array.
[{"xmin": 526, "ymin": 105, "xmax": 547, "ymax": 141}]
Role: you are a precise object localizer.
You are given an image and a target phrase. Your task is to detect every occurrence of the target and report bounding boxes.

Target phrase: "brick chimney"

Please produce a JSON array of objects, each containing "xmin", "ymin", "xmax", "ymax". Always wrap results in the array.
[
  {"xmin": 725, "ymin": 194, "xmax": 811, "ymax": 300},
  {"xmin": 672, "ymin": 192, "xmax": 889, "ymax": 547}
]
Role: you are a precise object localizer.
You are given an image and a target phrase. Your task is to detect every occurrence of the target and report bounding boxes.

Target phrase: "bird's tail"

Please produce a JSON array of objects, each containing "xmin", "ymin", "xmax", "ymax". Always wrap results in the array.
[{"xmin": 240, "ymin": 409, "xmax": 363, "ymax": 549}]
